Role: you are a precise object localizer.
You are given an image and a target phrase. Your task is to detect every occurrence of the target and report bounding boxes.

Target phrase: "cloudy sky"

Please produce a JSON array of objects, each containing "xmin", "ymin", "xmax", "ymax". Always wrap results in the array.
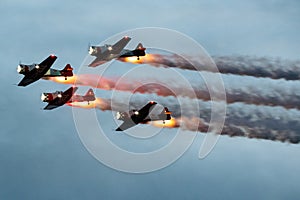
[{"xmin": 1, "ymin": 0, "xmax": 300, "ymax": 199}]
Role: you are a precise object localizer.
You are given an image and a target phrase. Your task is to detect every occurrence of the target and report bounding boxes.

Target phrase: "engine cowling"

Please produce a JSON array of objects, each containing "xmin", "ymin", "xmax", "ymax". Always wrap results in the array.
[
  {"xmin": 41, "ymin": 93, "xmax": 53, "ymax": 102},
  {"xmin": 17, "ymin": 65, "xmax": 29, "ymax": 74},
  {"xmin": 116, "ymin": 112, "xmax": 129, "ymax": 121},
  {"xmin": 88, "ymin": 46, "xmax": 100, "ymax": 56},
  {"xmin": 17, "ymin": 64, "xmax": 39, "ymax": 74},
  {"xmin": 41, "ymin": 91, "xmax": 62, "ymax": 102}
]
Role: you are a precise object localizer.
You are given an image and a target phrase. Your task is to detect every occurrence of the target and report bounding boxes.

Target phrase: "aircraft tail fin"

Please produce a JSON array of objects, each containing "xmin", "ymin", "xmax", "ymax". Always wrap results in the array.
[
  {"xmin": 85, "ymin": 88, "xmax": 95, "ymax": 97},
  {"xmin": 135, "ymin": 43, "xmax": 146, "ymax": 50},
  {"xmin": 163, "ymin": 107, "xmax": 172, "ymax": 120},
  {"xmin": 63, "ymin": 64, "xmax": 73, "ymax": 71},
  {"xmin": 61, "ymin": 64, "xmax": 73, "ymax": 77}
]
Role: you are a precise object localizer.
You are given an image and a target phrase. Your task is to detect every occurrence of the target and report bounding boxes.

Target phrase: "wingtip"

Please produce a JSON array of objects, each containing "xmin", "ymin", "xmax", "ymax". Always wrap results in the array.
[
  {"xmin": 87, "ymin": 64, "xmax": 96, "ymax": 68},
  {"xmin": 124, "ymin": 36, "xmax": 131, "ymax": 40},
  {"xmin": 17, "ymin": 83, "xmax": 26, "ymax": 87},
  {"xmin": 49, "ymin": 54, "xmax": 57, "ymax": 59}
]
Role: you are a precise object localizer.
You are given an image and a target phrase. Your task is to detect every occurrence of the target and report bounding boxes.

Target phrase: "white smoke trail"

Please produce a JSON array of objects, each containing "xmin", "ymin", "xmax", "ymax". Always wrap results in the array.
[
  {"xmin": 120, "ymin": 54, "xmax": 300, "ymax": 80},
  {"xmin": 93, "ymin": 92, "xmax": 300, "ymax": 144},
  {"xmin": 117, "ymin": 68, "xmax": 300, "ymax": 110},
  {"xmin": 49, "ymin": 70, "xmax": 300, "ymax": 110},
  {"xmin": 213, "ymin": 55, "xmax": 300, "ymax": 81}
]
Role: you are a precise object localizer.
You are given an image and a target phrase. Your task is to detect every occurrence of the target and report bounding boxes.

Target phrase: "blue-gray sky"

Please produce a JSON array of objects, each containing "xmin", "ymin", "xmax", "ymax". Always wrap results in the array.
[{"xmin": 1, "ymin": 0, "xmax": 300, "ymax": 199}]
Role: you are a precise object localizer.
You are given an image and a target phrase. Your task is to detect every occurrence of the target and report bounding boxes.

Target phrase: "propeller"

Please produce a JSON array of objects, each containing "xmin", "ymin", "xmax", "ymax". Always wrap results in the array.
[{"xmin": 87, "ymin": 42, "xmax": 91, "ymax": 52}]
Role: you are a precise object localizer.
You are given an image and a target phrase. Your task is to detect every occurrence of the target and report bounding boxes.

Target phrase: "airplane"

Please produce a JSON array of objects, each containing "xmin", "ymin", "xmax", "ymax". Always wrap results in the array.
[
  {"xmin": 88, "ymin": 36, "xmax": 146, "ymax": 67},
  {"xmin": 115, "ymin": 101, "xmax": 172, "ymax": 131},
  {"xmin": 17, "ymin": 55, "xmax": 73, "ymax": 86},
  {"xmin": 41, "ymin": 86, "xmax": 96, "ymax": 110}
]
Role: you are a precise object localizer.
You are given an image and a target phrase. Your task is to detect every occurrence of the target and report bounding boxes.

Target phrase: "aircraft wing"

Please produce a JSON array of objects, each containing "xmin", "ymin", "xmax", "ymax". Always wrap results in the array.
[
  {"xmin": 39, "ymin": 55, "xmax": 57, "ymax": 67},
  {"xmin": 135, "ymin": 101, "xmax": 157, "ymax": 120},
  {"xmin": 44, "ymin": 87, "xmax": 78, "ymax": 110},
  {"xmin": 43, "ymin": 104, "xmax": 61, "ymax": 110},
  {"xmin": 115, "ymin": 119, "xmax": 137, "ymax": 131},
  {"xmin": 18, "ymin": 55, "xmax": 57, "ymax": 86},
  {"xmin": 88, "ymin": 57, "xmax": 108, "ymax": 67},
  {"xmin": 18, "ymin": 76, "xmax": 36, "ymax": 87},
  {"xmin": 88, "ymin": 37, "xmax": 131, "ymax": 67},
  {"xmin": 111, "ymin": 36, "xmax": 131, "ymax": 54},
  {"xmin": 115, "ymin": 101, "xmax": 157, "ymax": 131}
]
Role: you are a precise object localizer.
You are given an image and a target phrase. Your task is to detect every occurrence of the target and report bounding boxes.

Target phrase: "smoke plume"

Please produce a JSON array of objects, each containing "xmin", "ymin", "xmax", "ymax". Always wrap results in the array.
[
  {"xmin": 119, "ymin": 54, "xmax": 300, "ymax": 80},
  {"xmin": 49, "ymin": 71, "xmax": 300, "ymax": 110},
  {"xmin": 70, "ymin": 92, "xmax": 300, "ymax": 144}
]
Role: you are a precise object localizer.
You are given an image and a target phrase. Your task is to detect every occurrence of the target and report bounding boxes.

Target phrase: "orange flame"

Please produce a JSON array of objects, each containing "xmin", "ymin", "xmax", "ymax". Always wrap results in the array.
[
  {"xmin": 47, "ymin": 75, "xmax": 78, "ymax": 84},
  {"xmin": 119, "ymin": 54, "xmax": 156, "ymax": 64},
  {"xmin": 67, "ymin": 98, "xmax": 99, "ymax": 109},
  {"xmin": 150, "ymin": 118, "xmax": 179, "ymax": 128},
  {"xmin": 47, "ymin": 74, "xmax": 119, "ymax": 91},
  {"xmin": 67, "ymin": 101, "xmax": 95, "ymax": 109}
]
